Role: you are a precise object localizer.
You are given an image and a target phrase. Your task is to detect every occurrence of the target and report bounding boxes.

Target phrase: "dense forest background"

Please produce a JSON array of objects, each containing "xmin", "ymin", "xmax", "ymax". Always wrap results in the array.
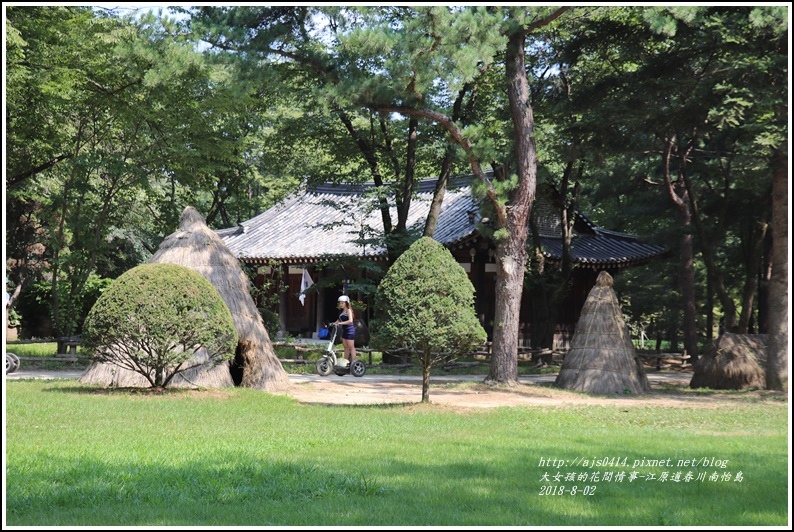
[{"xmin": 4, "ymin": 5, "xmax": 788, "ymax": 386}]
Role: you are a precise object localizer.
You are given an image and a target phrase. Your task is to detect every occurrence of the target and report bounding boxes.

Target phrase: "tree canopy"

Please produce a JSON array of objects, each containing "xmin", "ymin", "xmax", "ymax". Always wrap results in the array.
[
  {"xmin": 4, "ymin": 4, "xmax": 787, "ymax": 389},
  {"xmin": 371, "ymin": 237, "xmax": 487, "ymax": 402}
]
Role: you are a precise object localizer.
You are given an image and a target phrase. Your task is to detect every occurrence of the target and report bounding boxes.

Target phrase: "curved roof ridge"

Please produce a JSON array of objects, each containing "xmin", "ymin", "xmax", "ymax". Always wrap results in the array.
[{"xmin": 308, "ymin": 174, "xmax": 473, "ymax": 196}]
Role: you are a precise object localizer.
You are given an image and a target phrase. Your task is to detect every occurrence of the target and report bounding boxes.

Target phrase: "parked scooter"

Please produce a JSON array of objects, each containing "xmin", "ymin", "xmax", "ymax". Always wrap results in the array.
[{"xmin": 315, "ymin": 323, "xmax": 366, "ymax": 377}]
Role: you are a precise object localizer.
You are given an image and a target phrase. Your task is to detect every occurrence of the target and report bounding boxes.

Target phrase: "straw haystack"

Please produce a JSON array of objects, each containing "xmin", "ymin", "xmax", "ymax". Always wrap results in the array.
[
  {"xmin": 555, "ymin": 271, "xmax": 651, "ymax": 394},
  {"xmin": 690, "ymin": 333, "xmax": 767, "ymax": 390},
  {"xmin": 80, "ymin": 207, "xmax": 290, "ymax": 391}
]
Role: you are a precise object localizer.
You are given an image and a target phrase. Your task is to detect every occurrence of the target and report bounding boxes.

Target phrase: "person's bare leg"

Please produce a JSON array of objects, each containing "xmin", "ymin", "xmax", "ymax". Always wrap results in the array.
[{"xmin": 343, "ymin": 338, "xmax": 356, "ymax": 362}]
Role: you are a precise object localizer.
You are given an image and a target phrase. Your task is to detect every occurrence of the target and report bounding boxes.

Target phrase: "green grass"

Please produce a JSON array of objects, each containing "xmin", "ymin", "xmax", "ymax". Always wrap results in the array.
[
  {"xmin": 4, "ymin": 379, "xmax": 788, "ymax": 526},
  {"xmin": 6, "ymin": 342, "xmax": 91, "ymax": 371},
  {"xmin": 6, "ymin": 341, "xmax": 66, "ymax": 358}
]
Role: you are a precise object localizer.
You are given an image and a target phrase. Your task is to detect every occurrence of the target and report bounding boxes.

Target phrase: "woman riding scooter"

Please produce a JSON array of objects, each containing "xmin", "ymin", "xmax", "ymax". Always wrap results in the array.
[
  {"xmin": 334, "ymin": 295, "xmax": 357, "ymax": 364},
  {"xmin": 315, "ymin": 295, "xmax": 365, "ymax": 377}
]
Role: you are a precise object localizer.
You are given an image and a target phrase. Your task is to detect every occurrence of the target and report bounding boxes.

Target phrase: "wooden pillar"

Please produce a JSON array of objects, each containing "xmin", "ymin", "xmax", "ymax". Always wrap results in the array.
[
  {"xmin": 278, "ymin": 264, "xmax": 288, "ymax": 339},
  {"xmin": 315, "ymin": 273, "xmax": 325, "ymax": 338}
]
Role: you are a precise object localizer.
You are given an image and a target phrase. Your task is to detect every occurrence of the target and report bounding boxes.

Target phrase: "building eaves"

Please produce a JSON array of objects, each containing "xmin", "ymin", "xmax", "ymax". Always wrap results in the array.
[
  {"xmin": 539, "ymin": 234, "xmax": 668, "ymax": 269},
  {"xmin": 218, "ymin": 176, "xmax": 667, "ymax": 268}
]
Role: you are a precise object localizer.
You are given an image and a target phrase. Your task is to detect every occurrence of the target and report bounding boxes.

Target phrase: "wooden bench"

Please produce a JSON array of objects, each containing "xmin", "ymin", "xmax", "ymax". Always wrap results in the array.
[
  {"xmin": 57, "ymin": 336, "xmax": 81, "ymax": 357},
  {"xmin": 636, "ymin": 351, "xmax": 691, "ymax": 370},
  {"xmin": 16, "ymin": 355, "xmax": 88, "ymax": 363},
  {"xmin": 475, "ymin": 342, "xmax": 563, "ymax": 365}
]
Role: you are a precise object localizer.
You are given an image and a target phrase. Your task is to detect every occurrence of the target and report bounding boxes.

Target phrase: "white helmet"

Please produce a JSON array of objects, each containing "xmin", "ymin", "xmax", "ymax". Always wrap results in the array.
[{"xmin": 337, "ymin": 295, "xmax": 350, "ymax": 303}]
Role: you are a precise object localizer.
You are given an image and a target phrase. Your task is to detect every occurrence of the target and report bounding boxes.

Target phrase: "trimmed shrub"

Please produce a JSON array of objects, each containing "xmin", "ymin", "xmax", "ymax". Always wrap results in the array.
[
  {"xmin": 82, "ymin": 263, "xmax": 238, "ymax": 388},
  {"xmin": 371, "ymin": 237, "xmax": 487, "ymax": 402}
]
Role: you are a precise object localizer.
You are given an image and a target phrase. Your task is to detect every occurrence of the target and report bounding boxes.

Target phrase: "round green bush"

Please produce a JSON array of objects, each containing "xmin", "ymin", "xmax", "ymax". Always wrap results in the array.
[
  {"xmin": 371, "ymin": 237, "xmax": 486, "ymax": 401},
  {"xmin": 83, "ymin": 263, "xmax": 238, "ymax": 387}
]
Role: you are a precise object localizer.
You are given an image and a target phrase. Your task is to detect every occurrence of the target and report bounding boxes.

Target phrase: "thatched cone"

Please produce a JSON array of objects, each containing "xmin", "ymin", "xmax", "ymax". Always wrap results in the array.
[
  {"xmin": 554, "ymin": 271, "xmax": 651, "ymax": 394},
  {"xmin": 80, "ymin": 207, "xmax": 290, "ymax": 392},
  {"xmin": 690, "ymin": 333, "xmax": 767, "ymax": 390},
  {"xmin": 79, "ymin": 343, "xmax": 238, "ymax": 389}
]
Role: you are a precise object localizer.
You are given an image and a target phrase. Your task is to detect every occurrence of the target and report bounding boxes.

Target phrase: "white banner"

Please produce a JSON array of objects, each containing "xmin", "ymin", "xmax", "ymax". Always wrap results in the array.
[{"xmin": 298, "ymin": 269, "xmax": 314, "ymax": 306}]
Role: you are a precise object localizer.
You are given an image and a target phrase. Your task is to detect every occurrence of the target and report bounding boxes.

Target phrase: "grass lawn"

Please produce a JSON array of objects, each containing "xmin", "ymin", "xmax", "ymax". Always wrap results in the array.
[{"xmin": 3, "ymin": 378, "xmax": 789, "ymax": 527}]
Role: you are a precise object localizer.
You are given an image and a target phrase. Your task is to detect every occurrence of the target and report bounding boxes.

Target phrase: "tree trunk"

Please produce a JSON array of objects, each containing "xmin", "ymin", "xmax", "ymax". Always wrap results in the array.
[
  {"xmin": 421, "ymin": 353, "xmax": 431, "ymax": 403},
  {"xmin": 396, "ymin": 117, "xmax": 418, "ymax": 233},
  {"xmin": 766, "ymin": 144, "xmax": 788, "ymax": 391},
  {"xmin": 706, "ymin": 274, "xmax": 715, "ymax": 340},
  {"xmin": 668, "ymin": 327, "xmax": 679, "ymax": 353},
  {"xmin": 757, "ymin": 231, "xmax": 772, "ymax": 334},
  {"xmin": 543, "ymin": 164, "xmax": 578, "ymax": 362},
  {"xmin": 682, "ymin": 165, "xmax": 738, "ymax": 331},
  {"xmin": 425, "ymin": 85, "xmax": 473, "ymax": 238},
  {"xmin": 154, "ymin": 367, "xmax": 165, "ymax": 387},
  {"xmin": 336, "ymin": 109, "xmax": 393, "ymax": 236},
  {"xmin": 678, "ymin": 208, "xmax": 700, "ymax": 362},
  {"xmin": 50, "ymin": 205, "xmax": 69, "ymax": 336},
  {"xmin": 487, "ymin": 236, "xmax": 527, "ymax": 385},
  {"xmin": 737, "ymin": 219, "xmax": 769, "ymax": 332},
  {"xmin": 662, "ymin": 137, "xmax": 700, "ymax": 362},
  {"xmin": 424, "ymin": 150, "xmax": 453, "ymax": 238},
  {"xmin": 485, "ymin": 28, "xmax": 536, "ymax": 386}
]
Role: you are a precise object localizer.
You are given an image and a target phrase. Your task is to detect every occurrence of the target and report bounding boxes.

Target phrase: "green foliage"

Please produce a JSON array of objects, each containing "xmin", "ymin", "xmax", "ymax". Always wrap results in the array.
[
  {"xmin": 642, "ymin": 6, "xmax": 703, "ymax": 36},
  {"xmin": 241, "ymin": 259, "xmax": 285, "ymax": 336},
  {"xmin": 92, "ymin": 230, "xmax": 152, "ymax": 279},
  {"xmin": 14, "ymin": 275, "xmax": 113, "ymax": 338},
  {"xmin": 5, "ymin": 6, "xmax": 292, "ymax": 337},
  {"xmin": 546, "ymin": 5, "xmax": 785, "ymax": 344},
  {"xmin": 79, "ymin": 274, "xmax": 114, "ymax": 325},
  {"xmin": 7, "ymin": 307, "xmax": 22, "ymax": 328},
  {"xmin": 82, "ymin": 263, "xmax": 238, "ymax": 387},
  {"xmin": 371, "ymin": 237, "xmax": 486, "ymax": 400}
]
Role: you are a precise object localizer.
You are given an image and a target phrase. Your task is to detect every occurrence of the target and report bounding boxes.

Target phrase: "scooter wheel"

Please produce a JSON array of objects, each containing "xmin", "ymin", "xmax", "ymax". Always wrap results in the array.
[
  {"xmin": 350, "ymin": 359, "xmax": 366, "ymax": 377},
  {"xmin": 315, "ymin": 357, "xmax": 333, "ymax": 376},
  {"xmin": 6, "ymin": 352, "xmax": 20, "ymax": 374}
]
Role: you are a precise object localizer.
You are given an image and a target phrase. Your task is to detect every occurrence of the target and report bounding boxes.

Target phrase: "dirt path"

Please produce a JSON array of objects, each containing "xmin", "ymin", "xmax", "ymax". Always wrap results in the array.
[
  {"xmin": 276, "ymin": 372, "xmax": 786, "ymax": 409},
  {"xmin": 9, "ymin": 368, "xmax": 785, "ymax": 408}
]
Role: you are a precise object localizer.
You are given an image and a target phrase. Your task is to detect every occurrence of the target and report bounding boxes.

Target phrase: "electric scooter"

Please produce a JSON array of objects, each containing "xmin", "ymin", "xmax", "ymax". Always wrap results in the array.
[{"xmin": 315, "ymin": 323, "xmax": 366, "ymax": 377}]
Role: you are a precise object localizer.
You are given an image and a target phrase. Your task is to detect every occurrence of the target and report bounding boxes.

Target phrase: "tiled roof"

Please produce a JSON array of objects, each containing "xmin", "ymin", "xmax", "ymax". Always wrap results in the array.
[
  {"xmin": 539, "ymin": 232, "xmax": 667, "ymax": 269},
  {"xmin": 218, "ymin": 177, "xmax": 667, "ymax": 268}
]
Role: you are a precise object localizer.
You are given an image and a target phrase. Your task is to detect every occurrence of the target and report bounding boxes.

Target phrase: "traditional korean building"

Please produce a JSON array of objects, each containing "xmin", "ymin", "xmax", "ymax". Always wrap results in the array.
[{"xmin": 217, "ymin": 176, "xmax": 667, "ymax": 347}]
